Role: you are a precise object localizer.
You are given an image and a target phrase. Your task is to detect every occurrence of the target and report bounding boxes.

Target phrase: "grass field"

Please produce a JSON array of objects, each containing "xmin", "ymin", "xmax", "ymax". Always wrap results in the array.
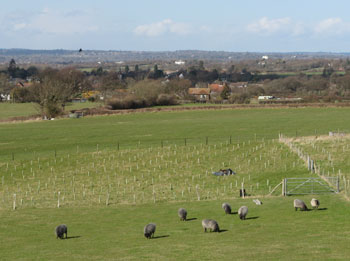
[
  {"xmin": 0, "ymin": 196, "xmax": 349, "ymax": 260},
  {"xmin": 1, "ymin": 107, "xmax": 350, "ymax": 161},
  {"xmin": 1, "ymin": 107, "xmax": 350, "ymax": 260},
  {"xmin": 0, "ymin": 102, "xmax": 101, "ymax": 120}
]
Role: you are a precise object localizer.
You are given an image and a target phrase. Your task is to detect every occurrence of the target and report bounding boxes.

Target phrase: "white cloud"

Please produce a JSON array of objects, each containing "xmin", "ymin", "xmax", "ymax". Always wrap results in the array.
[
  {"xmin": 314, "ymin": 18, "xmax": 350, "ymax": 34},
  {"xmin": 13, "ymin": 23, "xmax": 27, "ymax": 31},
  {"xmin": 3, "ymin": 8, "xmax": 99, "ymax": 35},
  {"xmin": 30, "ymin": 8, "xmax": 99, "ymax": 34},
  {"xmin": 247, "ymin": 17, "xmax": 292, "ymax": 34},
  {"xmin": 134, "ymin": 19, "xmax": 191, "ymax": 36}
]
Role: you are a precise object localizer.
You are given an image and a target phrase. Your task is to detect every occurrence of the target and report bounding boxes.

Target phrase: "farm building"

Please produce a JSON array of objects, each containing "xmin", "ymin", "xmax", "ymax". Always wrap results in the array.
[
  {"xmin": 208, "ymin": 83, "xmax": 224, "ymax": 94},
  {"xmin": 188, "ymin": 88, "xmax": 211, "ymax": 102}
]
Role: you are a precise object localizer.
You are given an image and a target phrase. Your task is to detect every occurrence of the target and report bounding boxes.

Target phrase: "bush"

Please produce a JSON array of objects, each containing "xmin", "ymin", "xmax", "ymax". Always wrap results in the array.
[
  {"xmin": 88, "ymin": 96, "xmax": 96, "ymax": 102},
  {"xmin": 41, "ymin": 100, "xmax": 63, "ymax": 118},
  {"xmin": 107, "ymin": 93, "xmax": 178, "ymax": 110},
  {"xmin": 106, "ymin": 95, "xmax": 148, "ymax": 110},
  {"xmin": 10, "ymin": 87, "xmax": 34, "ymax": 103},
  {"xmin": 228, "ymin": 93, "xmax": 250, "ymax": 104},
  {"xmin": 156, "ymin": 94, "xmax": 178, "ymax": 106}
]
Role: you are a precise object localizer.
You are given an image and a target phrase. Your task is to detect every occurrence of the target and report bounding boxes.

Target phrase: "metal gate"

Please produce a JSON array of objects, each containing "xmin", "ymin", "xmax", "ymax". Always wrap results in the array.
[{"xmin": 283, "ymin": 177, "xmax": 339, "ymax": 196}]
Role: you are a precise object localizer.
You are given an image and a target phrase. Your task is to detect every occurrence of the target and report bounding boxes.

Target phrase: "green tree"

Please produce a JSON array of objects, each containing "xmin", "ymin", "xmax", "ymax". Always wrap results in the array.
[
  {"xmin": 220, "ymin": 84, "xmax": 231, "ymax": 99},
  {"xmin": 8, "ymin": 59, "xmax": 17, "ymax": 78},
  {"xmin": 198, "ymin": 60, "xmax": 204, "ymax": 70}
]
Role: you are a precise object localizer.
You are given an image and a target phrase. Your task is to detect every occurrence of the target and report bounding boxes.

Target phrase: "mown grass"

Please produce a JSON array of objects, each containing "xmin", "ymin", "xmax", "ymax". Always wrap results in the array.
[{"xmin": 0, "ymin": 195, "xmax": 349, "ymax": 260}]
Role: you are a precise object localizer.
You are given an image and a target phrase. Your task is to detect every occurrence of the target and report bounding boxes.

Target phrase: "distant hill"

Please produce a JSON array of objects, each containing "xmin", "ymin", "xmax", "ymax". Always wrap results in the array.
[{"xmin": 1, "ymin": 48, "xmax": 350, "ymax": 65}]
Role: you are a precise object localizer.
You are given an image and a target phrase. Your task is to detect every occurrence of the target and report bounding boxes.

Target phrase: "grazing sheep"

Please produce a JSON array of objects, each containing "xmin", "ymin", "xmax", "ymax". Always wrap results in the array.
[
  {"xmin": 144, "ymin": 223, "xmax": 156, "ymax": 239},
  {"xmin": 294, "ymin": 199, "xmax": 308, "ymax": 211},
  {"xmin": 178, "ymin": 208, "xmax": 187, "ymax": 221},
  {"xmin": 222, "ymin": 203, "xmax": 232, "ymax": 214},
  {"xmin": 55, "ymin": 224, "xmax": 67, "ymax": 239},
  {"xmin": 253, "ymin": 199, "xmax": 263, "ymax": 205},
  {"xmin": 202, "ymin": 219, "xmax": 220, "ymax": 232},
  {"xmin": 310, "ymin": 198, "xmax": 320, "ymax": 209},
  {"xmin": 238, "ymin": 206, "xmax": 248, "ymax": 220}
]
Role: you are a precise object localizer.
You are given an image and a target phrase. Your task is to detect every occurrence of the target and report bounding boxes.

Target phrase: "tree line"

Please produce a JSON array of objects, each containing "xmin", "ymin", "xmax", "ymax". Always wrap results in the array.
[{"xmin": 2, "ymin": 59, "xmax": 350, "ymax": 117}]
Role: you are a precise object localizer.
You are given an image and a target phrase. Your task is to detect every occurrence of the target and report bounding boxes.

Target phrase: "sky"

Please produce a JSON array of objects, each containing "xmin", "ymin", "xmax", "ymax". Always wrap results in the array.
[{"xmin": 1, "ymin": 0, "xmax": 350, "ymax": 52}]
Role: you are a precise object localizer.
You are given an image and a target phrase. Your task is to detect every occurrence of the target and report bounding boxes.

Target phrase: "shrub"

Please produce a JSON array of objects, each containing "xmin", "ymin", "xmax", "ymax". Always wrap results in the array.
[
  {"xmin": 228, "ymin": 93, "xmax": 250, "ymax": 104},
  {"xmin": 107, "ymin": 95, "xmax": 148, "ymax": 109},
  {"xmin": 156, "ymin": 94, "xmax": 178, "ymax": 106}
]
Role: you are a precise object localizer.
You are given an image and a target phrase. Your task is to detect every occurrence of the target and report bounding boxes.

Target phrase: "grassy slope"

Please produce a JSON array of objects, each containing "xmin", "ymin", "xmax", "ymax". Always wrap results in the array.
[{"xmin": 0, "ymin": 196, "xmax": 349, "ymax": 260}]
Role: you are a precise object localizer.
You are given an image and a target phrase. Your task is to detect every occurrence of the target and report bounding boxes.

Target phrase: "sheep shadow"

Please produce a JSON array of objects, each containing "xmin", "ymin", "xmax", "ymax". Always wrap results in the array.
[
  {"xmin": 152, "ymin": 235, "xmax": 170, "ymax": 239},
  {"xmin": 66, "ymin": 236, "xmax": 81, "ymax": 240},
  {"xmin": 245, "ymin": 216, "xmax": 259, "ymax": 220},
  {"xmin": 232, "ymin": 211, "xmax": 238, "ymax": 215},
  {"xmin": 219, "ymin": 229, "xmax": 228, "ymax": 233},
  {"xmin": 314, "ymin": 208, "xmax": 327, "ymax": 211},
  {"xmin": 186, "ymin": 218, "xmax": 197, "ymax": 221}
]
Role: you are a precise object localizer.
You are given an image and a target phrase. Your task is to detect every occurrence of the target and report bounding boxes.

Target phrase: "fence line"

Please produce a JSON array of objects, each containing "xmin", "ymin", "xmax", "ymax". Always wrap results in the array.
[
  {"xmin": 3, "ymin": 133, "xmax": 278, "ymax": 162},
  {"xmin": 279, "ymin": 134, "xmax": 347, "ymax": 197}
]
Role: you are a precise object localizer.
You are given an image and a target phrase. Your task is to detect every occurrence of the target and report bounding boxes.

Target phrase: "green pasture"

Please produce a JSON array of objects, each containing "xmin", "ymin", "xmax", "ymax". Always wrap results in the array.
[
  {"xmin": 0, "ymin": 195, "xmax": 349, "ymax": 260},
  {"xmin": 0, "ymin": 102, "xmax": 101, "ymax": 120},
  {"xmin": 0, "ymin": 103, "xmax": 39, "ymax": 120},
  {"xmin": 1, "ymin": 107, "xmax": 350, "ymax": 260},
  {"xmin": 1, "ymin": 107, "xmax": 350, "ymax": 162}
]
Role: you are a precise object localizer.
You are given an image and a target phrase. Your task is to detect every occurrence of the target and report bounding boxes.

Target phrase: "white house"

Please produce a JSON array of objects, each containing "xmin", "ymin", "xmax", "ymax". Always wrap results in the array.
[
  {"xmin": 175, "ymin": 60, "xmax": 185, "ymax": 65},
  {"xmin": 0, "ymin": 94, "xmax": 10, "ymax": 101},
  {"xmin": 258, "ymin": 95, "xmax": 274, "ymax": 100}
]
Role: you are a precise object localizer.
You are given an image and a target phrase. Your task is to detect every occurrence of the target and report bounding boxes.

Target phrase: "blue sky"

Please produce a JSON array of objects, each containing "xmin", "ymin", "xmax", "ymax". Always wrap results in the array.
[{"xmin": 1, "ymin": 0, "xmax": 350, "ymax": 52}]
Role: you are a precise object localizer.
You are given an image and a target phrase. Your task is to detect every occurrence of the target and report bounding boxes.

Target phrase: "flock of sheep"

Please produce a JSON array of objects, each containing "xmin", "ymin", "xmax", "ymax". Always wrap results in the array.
[
  {"xmin": 54, "ymin": 198, "xmax": 320, "ymax": 239},
  {"xmin": 144, "ymin": 202, "xmax": 251, "ymax": 239},
  {"xmin": 143, "ymin": 198, "xmax": 320, "ymax": 239}
]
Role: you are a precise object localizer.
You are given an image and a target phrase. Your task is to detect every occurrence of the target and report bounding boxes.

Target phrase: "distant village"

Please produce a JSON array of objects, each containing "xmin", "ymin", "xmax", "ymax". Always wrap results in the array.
[{"xmin": 2, "ymin": 52, "xmax": 350, "ymax": 117}]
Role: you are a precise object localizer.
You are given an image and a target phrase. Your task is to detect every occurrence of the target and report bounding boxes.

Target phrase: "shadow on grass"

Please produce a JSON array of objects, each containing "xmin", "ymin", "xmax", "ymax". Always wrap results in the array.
[
  {"xmin": 66, "ymin": 236, "xmax": 81, "ymax": 239},
  {"xmin": 152, "ymin": 235, "xmax": 170, "ymax": 239},
  {"xmin": 245, "ymin": 216, "xmax": 259, "ymax": 220},
  {"xmin": 232, "ymin": 212, "xmax": 238, "ymax": 215},
  {"xmin": 219, "ymin": 229, "xmax": 228, "ymax": 233},
  {"xmin": 315, "ymin": 208, "xmax": 328, "ymax": 211},
  {"xmin": 186, "ymin": 218, "xmax": 197, "ymax": 221}
]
